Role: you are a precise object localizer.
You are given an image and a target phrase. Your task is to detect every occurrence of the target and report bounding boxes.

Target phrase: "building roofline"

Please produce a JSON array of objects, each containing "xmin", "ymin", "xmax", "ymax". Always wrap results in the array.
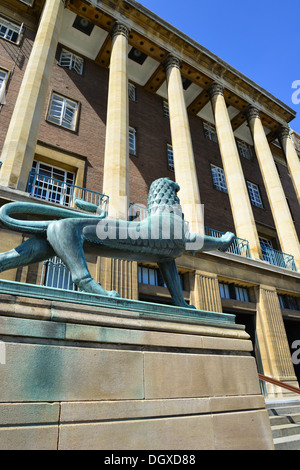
[{"xmin": 125, "ymin": 0, "xmax": 296, "ymax": 121}]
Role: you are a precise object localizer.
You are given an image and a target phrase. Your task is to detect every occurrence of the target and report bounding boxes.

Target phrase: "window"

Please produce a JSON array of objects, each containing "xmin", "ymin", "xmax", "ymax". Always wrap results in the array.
[
  {"xmin": 27, "ymin": 161, "xmax": 75, "ymax": 206},
  {"xmin": 47, "ymin": 92, "xmax": 79, "ymax": 130},
  {"xmin": 219, "ymin": 282, "xmax": 250, "ymax": 302},
  {"xmin": 129, "ymin": 127, "xmax": 136, "ymax": 155},
  {"xmin": 128, "ymin": 83, "xmax": 136, "ymax": 101},
  {"xmin": 259, "ymin": 237, "xmax": 275, "ymax": 264},
  {"xmin": 0, "ymin": 69, "xmax": 8, "ymax": 104},
  {"xmin": 237, "ymin": 140, "xmax": 252, "ymax": 160},
  {"xmin": 59, "ymin": 49, "xmax": 84, "ymax": 75},
  {"xmin": 247, "ymin": 181, "xmax": 263, "ymax": 208},
  {"xmin": 278, "ymin": 294, "xmax": 299, "ymax": 311},
  {"xmin": 138, "ymin": 266, "xmax": 166, "ymax": 287},
  {"xmin": 138, "ymin": 265, "xmax": 184, "ymax": 289},
  {"xmin": 0, "ymin": 17, "xmax": 23, "ymax": 44},
  {"xmin": 167, "ymin": 144, "xmax": 174, "ymax": 171},
  {"xmin": 203, "ymin": 121, "xmax": 218, "ymax": 143},
  {"xmin": 211, "ymin": 165, "xmax": 228, "ymax": 193},
  {"xmin": 163, "ymin": 101, "xmax": 169, "ymax": 118}
]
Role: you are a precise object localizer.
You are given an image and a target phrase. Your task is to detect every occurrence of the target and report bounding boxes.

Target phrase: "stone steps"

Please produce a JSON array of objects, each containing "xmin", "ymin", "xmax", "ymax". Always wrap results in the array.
[{"xmin": 266, "ymin": 399, "xmax": 300, "ymax": 450}]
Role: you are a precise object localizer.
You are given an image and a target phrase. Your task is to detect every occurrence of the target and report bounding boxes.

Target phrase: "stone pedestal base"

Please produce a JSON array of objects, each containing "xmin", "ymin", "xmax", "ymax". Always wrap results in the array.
[{"xmin": 0, "ymin": 281, "xmax": 274, "ymax": 450}]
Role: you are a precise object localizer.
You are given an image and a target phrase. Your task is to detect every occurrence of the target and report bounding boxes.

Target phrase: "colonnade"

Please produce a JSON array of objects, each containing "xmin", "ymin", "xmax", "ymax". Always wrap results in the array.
[{"xmin": 0, "ymin": 1, "xmax": 300, "ymax": 396}]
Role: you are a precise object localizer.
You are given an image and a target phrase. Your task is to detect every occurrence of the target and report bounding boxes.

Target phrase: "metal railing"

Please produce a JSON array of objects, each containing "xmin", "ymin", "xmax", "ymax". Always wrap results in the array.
[
  {"xmin": 261, "ymin": 246, "xmax": 297, "ymax": 272},
  {"xmin": 204, "ymin": 227, "xmax": 251, "ymax": 258},
  {"xmin": 258, "ymin": 374, "xmax": 300, "ymax": 395},
  {"xmin": 40, "ymin": 256, "xmax": 76, "ymax": 291},
  {"xmin": 128, "ymin": 203, "xmax": 148, "ymax": 221},
  {"xmin": 26, "ymin": 171, "xmax": 109, "ymax": 214}
]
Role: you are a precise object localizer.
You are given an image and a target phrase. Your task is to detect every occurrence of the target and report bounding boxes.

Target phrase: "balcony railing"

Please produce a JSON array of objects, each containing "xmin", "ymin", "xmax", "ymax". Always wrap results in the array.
[
  {"xmin": 261, "ymin": 245, "xmax": 297, "ymax": 272},
  {"xmin": 26, "ymin": 171, "xmax": 109, "ymax": 214},
  {"xmin": 204, "ymin": 227, "xmax": 251, "ymax": 258}
]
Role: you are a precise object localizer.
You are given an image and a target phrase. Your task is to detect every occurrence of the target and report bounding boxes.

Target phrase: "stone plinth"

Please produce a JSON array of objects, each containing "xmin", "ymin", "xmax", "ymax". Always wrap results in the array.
[{"xmin": 0, "ymin": 280, "xmax": 274, "ymax": 450}]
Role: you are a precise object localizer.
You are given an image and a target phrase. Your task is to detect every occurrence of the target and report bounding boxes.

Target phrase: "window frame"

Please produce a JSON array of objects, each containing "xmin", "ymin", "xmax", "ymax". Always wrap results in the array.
[
  {"xmin": 203, "ymin": 121, "xmax": 218, "ymax": 143},
  {"xmin": 211, "ymin": 164, "xmax": 228, "ymax": 193},
  {"xmin": 47, "ymin": 91, "xmax": 79, "ymax": 131},
  {"xmin": 163, "ymin": 100, "xmax": 169, "ymax": 118},
  {"xmin": 59, "ymin": 48, "xmax": 84, "ymax": 75},
  {"xmin": 236, "ymin": 139, "xmax": 253, "ymax": 160},
  {"xmin": 128, "ymin": 82, "xmax": 136, "ymax": 102},
  {"xmin": 129, "ymin": 126, "xmax": 137, "ymax": 156},
  {"xmin": 0, "ymin": 16, "xmax": 23, "ymax": 45},
  {"xmin": 167, "ymin": 143, "xmax": 174, "ymax": 171},
  {"xmin": 247, "ymin": 181, "xmax": 263, "ymax": 208},
  {"xmin": 0, "ymin": 67, "xmax": 9, "ymax": 105}
]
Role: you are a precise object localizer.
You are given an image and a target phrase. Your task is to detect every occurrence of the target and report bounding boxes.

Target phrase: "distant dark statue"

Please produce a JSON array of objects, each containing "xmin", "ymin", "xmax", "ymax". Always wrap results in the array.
[{"xmin": 0, "ymin": 177, "xmax": 235, "ymax": 308}]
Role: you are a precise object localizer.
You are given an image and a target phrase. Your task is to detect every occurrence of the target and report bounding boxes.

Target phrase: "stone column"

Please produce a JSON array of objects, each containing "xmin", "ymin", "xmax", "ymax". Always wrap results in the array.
[
  {"xmin": 278, "ymin": 126, "xmax": 300, "ymax": 205},
  {"xmin": 256, "ymin": 285, "xmax": 298, "ymax": 398},
  {"xmin": 102, "ymin": 22, "xmax": 130, "ymax": 220},
  {"xmin": 165, "ymin": 54, "xmax": 204, "ymax": 234},
  {"xmin": 246, "ymin": 106, "xmax": 300, "ymax": 270},
  {"xmin": 208, "ymin": 83, "xmax": 262, "ymax": 260},
  {"xmin": 189, "ymin": 270, "xmax": 222, "ymax": 312},
  {"xmin": 0, "ymin": 0, "xmax": 65, "ymax": 190}
]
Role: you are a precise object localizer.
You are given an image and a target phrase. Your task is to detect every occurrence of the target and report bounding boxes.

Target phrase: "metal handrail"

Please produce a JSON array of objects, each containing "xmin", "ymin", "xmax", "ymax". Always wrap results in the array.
[
  {"xmin": 258, "ymin": 374, "xmax": 300, "ymax": 395},
  {"xmin": 26, "ymin": 170, "xmax": 109, "ymax": 214},
  {"xmin": 261, "ymin": 246, "xmax": 297, "ymax": 272},
  {"xmin": 204, "ymin": 226, "xmax": 251, "ymax": 258}
]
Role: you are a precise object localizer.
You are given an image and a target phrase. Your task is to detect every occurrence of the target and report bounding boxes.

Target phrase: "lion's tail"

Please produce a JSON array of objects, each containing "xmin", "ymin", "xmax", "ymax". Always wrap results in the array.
[{"xmin": 0, "ymin": 202, "xmax": 106, "ymax": 234}]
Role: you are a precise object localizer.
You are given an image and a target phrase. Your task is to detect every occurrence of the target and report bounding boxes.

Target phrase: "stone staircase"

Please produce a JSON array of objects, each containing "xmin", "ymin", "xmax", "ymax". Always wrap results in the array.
[{"xmin": 266, "ymin": 399, "xmax": 300, "ymax": 450}]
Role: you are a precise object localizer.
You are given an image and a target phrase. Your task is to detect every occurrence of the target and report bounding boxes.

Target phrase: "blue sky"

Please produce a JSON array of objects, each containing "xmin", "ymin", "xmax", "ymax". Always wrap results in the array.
[{"xmin": 137, "ymin": 0, "xmax": 300, "ymax": 132}]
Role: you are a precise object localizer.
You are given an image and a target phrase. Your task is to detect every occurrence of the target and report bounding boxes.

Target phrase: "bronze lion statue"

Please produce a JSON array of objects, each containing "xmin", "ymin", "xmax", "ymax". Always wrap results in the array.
[{"xmin": 0, "ymin": 177, "xmax": 235, "ymax": 308}]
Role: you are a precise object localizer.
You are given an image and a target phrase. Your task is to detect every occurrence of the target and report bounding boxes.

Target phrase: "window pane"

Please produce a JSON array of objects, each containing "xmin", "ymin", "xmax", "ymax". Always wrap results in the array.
[
  {"xmin": 211, "ymin": 165, "xmax": 228, "ymax": 193},
  {"xmin": 129, "ymin": 127, "xmax": 136, "ymax": 154},
  {"xmin": 204, "ymin": 122, "xmax": 218, "ymax": 143},
  {"xmin": 247, "ymin": 181, "xmax": 263, "ymax": 208},
  {"xmin": 48, "ymin": 93, "xmax": 78, "ymax": 130},
  {"xmin": 167, "ymin": 144, "xmax": 174, "ymax": 171}
]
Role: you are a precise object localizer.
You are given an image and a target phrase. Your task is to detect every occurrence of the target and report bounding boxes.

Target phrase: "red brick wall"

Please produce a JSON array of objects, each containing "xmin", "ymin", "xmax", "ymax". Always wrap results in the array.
[{"xmin": 1, "ymin": 34, "xmax": 300, "ymax": 242}]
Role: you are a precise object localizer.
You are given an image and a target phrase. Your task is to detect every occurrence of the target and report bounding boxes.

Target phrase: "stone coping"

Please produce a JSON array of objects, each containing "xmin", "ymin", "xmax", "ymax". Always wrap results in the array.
[{"xmin": 0, "ymin": 279, "xmax": 239, "ymax": 328}]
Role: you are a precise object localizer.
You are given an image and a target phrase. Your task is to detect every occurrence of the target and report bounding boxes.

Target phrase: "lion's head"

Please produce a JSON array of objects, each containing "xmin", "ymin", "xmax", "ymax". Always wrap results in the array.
[{"xmin": 147, "ymin": 178, "xmax": 182, "ymax": 217}]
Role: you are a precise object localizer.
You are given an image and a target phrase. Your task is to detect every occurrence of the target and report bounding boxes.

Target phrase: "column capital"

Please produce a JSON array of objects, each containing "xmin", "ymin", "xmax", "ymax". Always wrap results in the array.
[
  {"xmin": 277, "ymin": 125, "xmax": 290, "ymax": 142},
  {"xmin": 111, "ymin": 22, "xmax": 130, "ymax": 40},
  {"xmin": 164, "ymin": 53, "xmax": 181, "ymax": 72},
  {"xmin": 207, "ymin": 82, "xmax": 224, "ymax": 99},
  {"xmin": 245, "ymin": 105, "xmax": 260, "ymax": 122}
]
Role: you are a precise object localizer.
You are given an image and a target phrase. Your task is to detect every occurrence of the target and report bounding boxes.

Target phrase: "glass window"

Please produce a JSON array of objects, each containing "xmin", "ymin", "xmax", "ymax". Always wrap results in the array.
[
  {"xmin": 167, "ymin": 144, "xmax": 174, "ymax": 171},
  {"xmin": 47, "ymin": 92, "xmax": 79, "ymax": 130},
  {"xmin": 163, "ymin": 101, "xmax": 169, "ymax": 118},
  {"xmin": 219, "ymin": 282, "xmax": 230, "ymax": 299},
  {"xmin": 129, "ymin": 127, "xmax": 136, "ymax": 155},
  {"xmin": 128, "ymin": 83, "xmax": 136, "ymax": 101},
  {"xmin": 237, "ymin": 140, "xmax": 252, "ymax": 160},
  {"xmin": 247, "ymin": 181, "xmax": 263, "ymax": 208},
  {"xmin": 0, "ymin": 69, "xmax": 8, "ymax": 104},
  {"xmin": 0, "ymin": 17, "xmax": 23, "ymax": 44},
  {"xmin": 59, "ymin": 49, "xmax": 84, "ymax": 75},
  {"xmin": 203, "ymin": 121, "xmax": 218, "ymax": 143},
  {"xmin": 219, "ymin": 282, "xmax": 250, "ymax": 302},
  {"xmin": 211, "ymin": 165, "xmax": 228, "ymax": 193}
]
